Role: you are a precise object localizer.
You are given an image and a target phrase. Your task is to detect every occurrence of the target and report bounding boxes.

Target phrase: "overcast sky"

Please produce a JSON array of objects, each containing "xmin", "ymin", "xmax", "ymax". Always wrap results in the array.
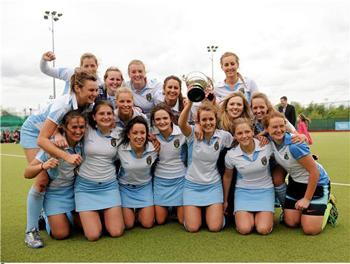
[{"xmin": 1, "ymin": 0, "xmax": 349, "ymax": 115}]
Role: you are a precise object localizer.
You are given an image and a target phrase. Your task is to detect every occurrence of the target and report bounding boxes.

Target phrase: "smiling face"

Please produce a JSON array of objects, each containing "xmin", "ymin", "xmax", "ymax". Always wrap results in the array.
[
  {"xmin": 93, "ymin": 105, "xmax": 114, "ymax": 129},
  {"xmin": 105, "ymin": 71, "xmax": 123, "ymax": 95},
  {"xmin": 267, "ymin": 117, "xmax": 286, "ymax": 145},
  {"xmin": 226, "ymin": 96, "xmax": 244, "ymax": 119},
  {"xmin": 128, "ymin": 64, "xmax": 146, "ymax": 87},
  {"xmin": 81, "ymin": 58, "xmax": 98, "ymax": 74},
  {"xmin": 116, "ymin": 92, "xmax": 133, "ymax": 116},
  {"xmin": 221, "ymin": 55, "xmax": 239, "ymax": 78},
  {"xmin": 164, "ymin": 79, "xmax": 181, "ymax": 103},
  {"xmin": 234, "ymin": 123, "xmax": 254, "ymax": 147},
  {"xmin": 252, "ymin": 98, "xmax": 269, "ymax": 121},
  {"xmin": 128, "ymin": 123, "xmax": 147, "ymax": 150},
  {"xmin": 63, "ymin": 117, "xmax": 86, "ymax": 143},
  {"xmin": 75, "ymin": 80, "xmax": 99, "ymax": 105},
  {"xmin": 153, "ymin": 109, "xmax": 172, "ymax": 135},
  {"xmin": 198, "ymin": 110, "xmax": 216, "ymax": 135}
]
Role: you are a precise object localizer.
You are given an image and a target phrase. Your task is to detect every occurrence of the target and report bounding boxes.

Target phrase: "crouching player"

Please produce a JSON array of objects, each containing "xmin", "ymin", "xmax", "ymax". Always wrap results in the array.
[
  {"xmin": 263, "ymin": 111, "xmax": 337, "ymax": 235},
  {"xmin": 24, "ymin": 110, "xmax": 86, "ymax": 248}
]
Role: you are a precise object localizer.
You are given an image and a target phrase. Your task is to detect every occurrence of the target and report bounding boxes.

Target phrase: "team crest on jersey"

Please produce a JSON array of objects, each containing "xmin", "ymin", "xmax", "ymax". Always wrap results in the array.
[
  {"xmin": 239, "ymin": 88, "xmax": 245, "ymax": 95},
  {"xmin": 214, "ymin": 142, "xmax": 219, "ymax": 151},
  {"xmin": 174, "ymin": 139, "xmax": 180, "ymax": 149},
  {"xmin": 111, "ymin": 138, "xmax": 117, "ymax": 147},
  {"xmin": 146, "ymin": 93, "xmax": 152, "ymax": 102},
  {"xmin": 284, "ymin": 153, "xmax": 289, "ymax": 160},
  {"xmin": 261, "ymin": 156, "xmax": 267, "ymax": 166},
  {"xmin": 146, "ymin": 156, "xmax": 152, "ymax": 165}
]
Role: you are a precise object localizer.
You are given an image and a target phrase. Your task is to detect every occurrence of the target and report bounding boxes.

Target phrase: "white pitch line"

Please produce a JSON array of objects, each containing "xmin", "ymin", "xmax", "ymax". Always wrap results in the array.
[
  {"xmin": 1, "ymin": 153, "xmax": 26, "ymax": 158},
  {"xmin": 331, "ymin": 182, "xmax": 350, "ymax": 186}
]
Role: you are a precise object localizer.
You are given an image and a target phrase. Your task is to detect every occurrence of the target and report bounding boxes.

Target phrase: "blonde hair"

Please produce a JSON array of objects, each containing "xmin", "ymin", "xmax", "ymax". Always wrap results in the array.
[
  {"xmin": 80, "ymin": 53, "xmax": 98, "ymax": 67},
  {"xmin": 115, "ymin": 86, "xmax": 134, "ymax": 101},
  {"xmin": 103, "ymin": 66, "xmax": 124, "ymax": 90},
  {"xmin": 197, "ymin": 102, "xmax": 218, "ymax": 123},
  {"xmin": 69, "ymin": 67, "xmax": 97, "ymax": 94},
  {"xmin": 220, "ymin": 52, "xmax": 239, "ymax": 66},
  {"xmin": 128, "ymin": 59, "xmax": 146, "ymax": 74},
  {"xmin": 251, "ymin": 92, "xmax": 275, "ymax": 113},
  {"xmin": 219, "ymin": 92, "xmax": 252, "ymax": 131}
]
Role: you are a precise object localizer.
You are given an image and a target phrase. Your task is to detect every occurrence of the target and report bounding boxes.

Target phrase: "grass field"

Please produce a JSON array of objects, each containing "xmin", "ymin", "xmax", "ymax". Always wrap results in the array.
[{"xmin": 1, "ymin": 132, "xmax": 349, "ymax": 262}]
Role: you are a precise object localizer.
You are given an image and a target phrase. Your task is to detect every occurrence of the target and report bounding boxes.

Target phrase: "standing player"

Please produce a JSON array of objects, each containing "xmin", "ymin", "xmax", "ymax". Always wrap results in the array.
[
  {"xmin": 98, "ymin": 67, "xmax": 124, "ymax": 108},
  {"xmin": 150, "ymin": 104, "xmax": 187, "ymax": 225},
  {"xmin": 178, "ymin": 99, "xmax": 233, "ymax": 232},
  {"xmin": 125, "ymin": 60, "xmax": 163, "ymax": 118},
  {"xmin": 40, "ymin": 51, "xmax": 104, "ymax": 96},
  {"xmin": 117, "ymin": 116, "xmax": 158, "ymax": 229},
  {"xmin": 223, "ymin": 118, "xmax": 274, "ymax": 235},
  {"xmin": 263, "ymin": 111, "xmax": 332, "ymax": 235},
  {"xmin": 215, "ymin": 52, "xmax": 259, "ymax": 105},
  {"xmin": 20, "ymin": 68, "xmax": 98, "ymax": 247},
  {"xmin": 74, "ymin": 100, "xmax": 124, "ymax": 241},
  {"xmin": 24, "ymin": 110, "xmax": 86, "ymax": 248}
]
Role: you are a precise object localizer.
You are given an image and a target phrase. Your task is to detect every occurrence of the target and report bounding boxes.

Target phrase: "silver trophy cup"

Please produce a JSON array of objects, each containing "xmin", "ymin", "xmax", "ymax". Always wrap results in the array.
[{"xmin": 182, "ymin": 71, "xmax": 213, "ymax": 102}]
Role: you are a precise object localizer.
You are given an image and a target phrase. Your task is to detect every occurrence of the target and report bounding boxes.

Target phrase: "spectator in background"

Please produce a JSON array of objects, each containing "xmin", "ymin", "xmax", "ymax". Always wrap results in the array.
[
  {"xmin": 297, "ymin": 114, "xmax": 313, "ymax": 145},
  {"xmin": 278, "ymin": 96, "xmax": 296, "ymax": 127}
]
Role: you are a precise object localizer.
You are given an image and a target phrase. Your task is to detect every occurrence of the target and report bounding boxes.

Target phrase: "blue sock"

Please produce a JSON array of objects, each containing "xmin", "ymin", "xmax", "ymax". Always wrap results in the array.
[
  {"xmin": 275, "ymin": 183, "xmax": 287, "ymax": 209},
  {"xmin": 26, "ymin": 186, "xmax": 45, "ymax": 233}
]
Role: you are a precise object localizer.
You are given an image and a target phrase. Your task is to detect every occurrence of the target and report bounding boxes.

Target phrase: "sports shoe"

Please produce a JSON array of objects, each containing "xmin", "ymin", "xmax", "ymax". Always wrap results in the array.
[
  {"xmin": 38, "ymin": 210, "xmax": 46, "ymax": 230},
  {"xmin": 328, "ymin": 194, "xmax": 338, "ymax": 227},
  {"xmin": 279, "ymin": 211, "xmax": 285, "ymax": 225},
  {"xmin": 25, "ymin": 228, "xmax": 44, "ymax": 249}
]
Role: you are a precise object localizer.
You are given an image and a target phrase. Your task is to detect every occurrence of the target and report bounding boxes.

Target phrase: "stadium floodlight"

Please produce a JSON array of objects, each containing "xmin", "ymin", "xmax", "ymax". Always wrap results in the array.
[
  {"xmin": 42, "ymin": 11, "xmax": 63, "ymax": 99},
  {"xmin": 207, "ymin": 45, "xmax": 219, "ymax": 82}
]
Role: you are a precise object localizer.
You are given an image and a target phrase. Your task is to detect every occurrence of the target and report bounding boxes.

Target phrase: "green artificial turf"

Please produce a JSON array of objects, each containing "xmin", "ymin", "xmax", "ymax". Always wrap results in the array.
[{"xmin": 1, "ymin": 132, "xmax": 349, "ymax": 262}]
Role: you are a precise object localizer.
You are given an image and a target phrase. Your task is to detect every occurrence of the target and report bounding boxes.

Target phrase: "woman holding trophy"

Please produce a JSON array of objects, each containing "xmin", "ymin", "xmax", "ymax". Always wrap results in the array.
[{"xmin": 178, "ymin": 73, "xmax": 233, "ymax": 232}]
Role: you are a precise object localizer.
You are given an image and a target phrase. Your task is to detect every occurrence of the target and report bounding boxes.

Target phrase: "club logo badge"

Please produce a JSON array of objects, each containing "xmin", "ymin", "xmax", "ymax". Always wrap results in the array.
[
  {"xmin": 284, "ymin": 153, "xmax": 289, "ymax": 160},
  {"xmin": 261, "ymin": 156, "xmax": 267, "ymax": 166},
  {"xmin": 174, "ymin": 139, "xmax": 180, "ymax": 149},
  {"xmin": 111, "ymin": 138, "xmax": 117, "ymax": 147},
  {"xmin": 146, "ymin": 93, "xmax": 152, "ymax": 102},
  {"xmin": 239, "ymin": 88, "xmax": 245, "ymax": 95},
  {"xmin": 146, "ymin": 156, "xmax": 152, "ymax": 165},
  {"xmin": 214, "ymin": 141, "xmax": 219, "ymax": 151}
]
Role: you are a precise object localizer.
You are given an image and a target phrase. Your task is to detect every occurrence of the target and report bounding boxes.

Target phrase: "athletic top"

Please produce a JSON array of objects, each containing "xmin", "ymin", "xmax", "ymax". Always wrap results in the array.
[
  {"xmin": 225, "ymin": 139, "xmax": 274, "ymax": 189},
  {"xmin": 125, "ymin": 78, "xmax": 163, "ymax": 117},
  {"xmin": 117, "ymin": 142, "xmax": 158, "ymax": 185},
  {"xmin": 269, "ymin": 132, "xmax": 329, "ymax": 185},
  {"xmin": 186, "ymin": 126, "xmax": 233, "ymax": 184},
  {"xmin": 113, "ymin": 108, "xmax": 149, "ymax": 136},
  {"xmin": 40, "ymin": 59, "xmax": 104, "ymax": 96},
  {"xmin": 215, "ymin": 76, "xmax": 259, "ymax": 105},
  {"xmin": 152, "ymin": 125, "xmax": 187, "ymax": 179},
  {"xmin": 78, "ymin": 125, "xmax": 119, "ymax": 182},
  {"xmin": 35, "ymin": 139, "xmax": 83, "ymax": 189},
  {"xmin": 22, "ymin": 93, "xmax": 93, "ymax": 134}
]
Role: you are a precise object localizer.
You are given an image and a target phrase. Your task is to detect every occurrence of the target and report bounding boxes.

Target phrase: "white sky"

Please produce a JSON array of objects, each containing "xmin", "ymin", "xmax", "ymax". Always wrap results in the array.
[{"xmin": 1, "ymin": 0, "xmax": 349, "ymax": 115}]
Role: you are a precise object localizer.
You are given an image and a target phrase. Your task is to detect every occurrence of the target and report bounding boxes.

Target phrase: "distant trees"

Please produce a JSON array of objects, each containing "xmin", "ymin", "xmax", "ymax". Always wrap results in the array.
[{"xmin": 288, "ymin": 102, "xmax": 350, "ymax": 119}]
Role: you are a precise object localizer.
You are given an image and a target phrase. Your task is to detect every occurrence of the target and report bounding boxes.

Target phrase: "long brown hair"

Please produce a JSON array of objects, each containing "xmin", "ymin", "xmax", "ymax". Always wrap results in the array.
[
  {"xmin": 163, "ymin": 75, "xmax": 184, "ymax": 112},
  {"xmin": 69, "ymin": 67, "xmax": 97, "ymax": 94}
]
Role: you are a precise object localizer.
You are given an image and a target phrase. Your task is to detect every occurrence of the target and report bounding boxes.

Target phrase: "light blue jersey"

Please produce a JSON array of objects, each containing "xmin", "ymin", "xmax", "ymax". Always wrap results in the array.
[
  {"xmin": 125, "ymin": 78, "xmax": 163, "ymax": 117},
  {"xmin": 186, "ymin": 126, "xmax": 233, "ymax": 184},
  {"xmin": 269, "ymin": 132, "xmax": 329, "ymax": 185},
  {"xmin": 117, "ymin": 142, "xmax": 158, "ymax": 185},
  {"xmin": 78, "ymin": 125, "xmax": 119, "ymax": 182},
  {"xmin": 225, "ymin": 139, "xmax": 274, "ymax": 189},
  {"xmin": 215, "ymin": 76, "xmax": 258, "ymax": 105},
  {"xmin": 40, "ymin": 59, "xmax": 104, "ymax": 95},
  {"xmin": 35, "ymin": 140, "xmax": 83, "ymax": 189},
  {"xmin": 152, "ymin": 125, "xmax": 187, "ymax": 179}
]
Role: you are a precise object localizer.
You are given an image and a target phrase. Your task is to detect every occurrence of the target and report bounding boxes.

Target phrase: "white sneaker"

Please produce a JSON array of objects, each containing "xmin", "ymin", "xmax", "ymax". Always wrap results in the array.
[{"xmin": 25, "ymin": 228, "xmax": 44, "ymax": 249}]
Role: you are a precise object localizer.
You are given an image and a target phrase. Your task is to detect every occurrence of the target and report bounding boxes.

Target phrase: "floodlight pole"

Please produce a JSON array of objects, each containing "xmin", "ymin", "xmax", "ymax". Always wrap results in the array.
[
  {"xmin": 44, "ymin": 11, "xmax": 63, "ymax": 99},
  {"xmin": 207, "ymin": 45, "xmax": 218, "ymax": 82}
]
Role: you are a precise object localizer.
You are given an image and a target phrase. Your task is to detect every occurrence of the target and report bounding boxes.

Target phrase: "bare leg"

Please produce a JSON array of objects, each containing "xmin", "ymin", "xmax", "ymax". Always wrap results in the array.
[
  {"xmin": 205, "ymin": 203, "xmax": 224, "ymax": 232},
  {"xmin": 79, "ymin": 211, "xmax": 102, "ymax": 241},
  {"xmin": 103, "ymin": 206, "xmax": 124, "ymax": 237},
  {"xmin": 183, "ymin": 206, "xmax": 202, "ymax": 232},
  {"xmin": 235, "ymin": 211, "xmax": 254, "ymax": 235}
]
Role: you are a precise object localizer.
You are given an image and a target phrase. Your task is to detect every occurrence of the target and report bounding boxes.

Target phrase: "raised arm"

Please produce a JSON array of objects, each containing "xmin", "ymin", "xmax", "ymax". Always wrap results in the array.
[
  {"xmin": 178, "ymin": 100, "xmax": 193, "ymax": 137},
  {"xmin": 40, "ymin": 51, "xmax": 60, "ymax": 78}
]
